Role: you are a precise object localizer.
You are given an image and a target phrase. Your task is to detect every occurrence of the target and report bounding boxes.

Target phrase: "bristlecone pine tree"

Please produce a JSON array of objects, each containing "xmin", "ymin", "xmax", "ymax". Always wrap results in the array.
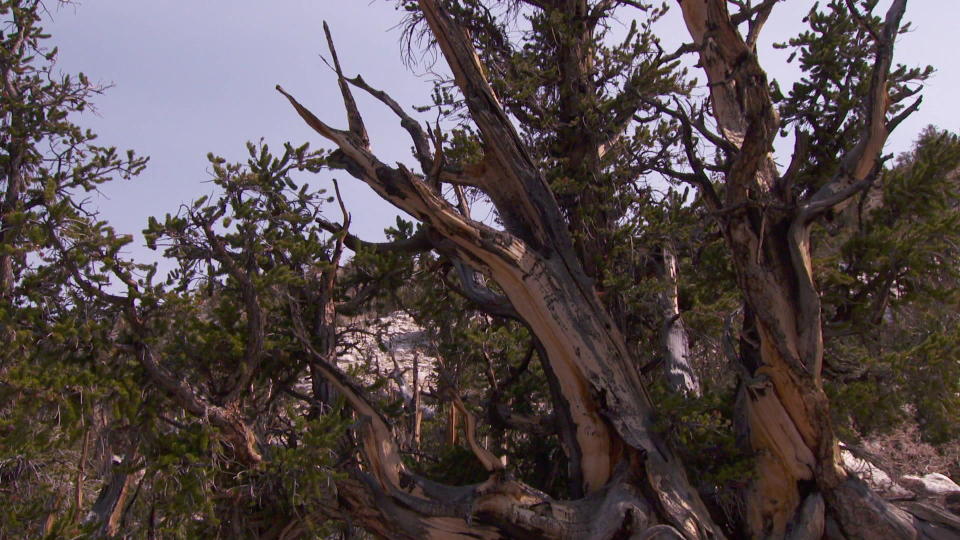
[
  {"xmin": 4, "ymin": 0, "xmax": 960, "ymax": 538},
  {"xmin": 266, "ymin": 0, "xmax": 960, "ymax": 537}
]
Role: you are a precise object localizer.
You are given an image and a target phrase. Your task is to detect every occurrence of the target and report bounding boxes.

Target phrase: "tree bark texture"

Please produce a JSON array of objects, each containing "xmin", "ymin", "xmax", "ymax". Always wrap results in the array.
[
  {"xmin": 271, "ymin": 0, "xmax": 960, "ymax": 538},
  {"xmin": 659, "ymin": 246, "xmax": 701, "ymax": 397},
  {"xmin": 678, "ymin": 0, "xmax": 960, "ymax": 538},
  {"xmin": 86, "ymin": 454, "xmax": 142, "ymax": 538},
  {"xmin": 276, "ymin": 3, "xmax": 723, "ymax": 538}
]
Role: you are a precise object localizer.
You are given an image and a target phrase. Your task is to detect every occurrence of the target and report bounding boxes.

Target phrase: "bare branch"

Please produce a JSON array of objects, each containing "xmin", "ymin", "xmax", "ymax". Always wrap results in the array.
[
  {"xmin": 417, "ymin": 0, "xmax": 572, "ymax": 253},
  {"xmin": 276, "ymin": 85, "xmax": 353, "ymax": 145},
  {"xmin": 779, "ymin": 129, "xmax": 810, "ymax": 203},
  {"xmin": 447, "ymin": 392, "xmax": 506, "ymax": 472},
  {"xmin": 797, "ymin": 175, "xmax": 877, "ymax": 225},
  {"xmin": 678, "ymin": 0, "xmax": 780, "ymax": 199},
  {"xmin": 453, "ymin": 184, "xmax": 471, "ymax": 218},
  {"xmin": 442, "ymin": 257, "xmax": 522, "ymax": 322},
  {"xmin": 678, "ymin": 122, "xmax": 724, "ymax": 212},
  {"xmin": 887, "ymin": 95, "xmax": 923, "ymax": 133},
  {"xmin": 801, "ymin": 0, "xmax": 909, "ymax": 223},
  {"xmin": 288, "ymin": 298, "xmax": 407, "ymax": 490},
  {"xmin": 643, "ymin": 98, "xmax": 737, "ymax": 155},
  {"xmin": 318, "ymin": 218, "xmax": 434, "ymax": 254},
  {"xmin": 323, "ymin": 21, "xmax": 368, "ymax": 146},
  {"xmin": 744, "ymin": 0, "xmax": 777, "ymax": 50},
  {"xmin": 342, "ymin": 73, "xmax": 434, "ymax": 174}
]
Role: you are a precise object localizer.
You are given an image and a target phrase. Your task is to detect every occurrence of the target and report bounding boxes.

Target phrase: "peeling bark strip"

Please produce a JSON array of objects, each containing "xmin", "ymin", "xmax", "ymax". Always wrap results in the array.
[
  {"xmin": 87, "ymin": 454, "xmax": 143, "ymax": 537},
  {"xmin": 274, "ymin": 1, "xmax": 724, "ymax": 536},
  {"xmin": 678, "ymin": 0, "xmax": 959, "ymax": 538},
  {"xmin": 659, "ymin": 246, "xmax": 700, "ymax": 397}
]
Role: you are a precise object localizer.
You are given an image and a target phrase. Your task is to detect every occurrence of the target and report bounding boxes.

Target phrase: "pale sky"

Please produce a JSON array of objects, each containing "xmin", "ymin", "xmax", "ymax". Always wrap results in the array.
[{"xmin": 45, "ymin": 1, "xmax": 958, "ymax": 265}]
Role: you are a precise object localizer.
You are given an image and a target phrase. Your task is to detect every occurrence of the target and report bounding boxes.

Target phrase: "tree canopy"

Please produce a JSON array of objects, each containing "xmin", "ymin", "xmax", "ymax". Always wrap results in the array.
[{"xmin": 2, "ymin": 0, "xmax": 959, "ymax": 538}]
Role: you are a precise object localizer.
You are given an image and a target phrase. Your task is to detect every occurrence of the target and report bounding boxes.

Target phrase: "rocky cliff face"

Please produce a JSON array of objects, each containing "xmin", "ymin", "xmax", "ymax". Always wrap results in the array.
[{"xmin": 338, "ymin": 311, "xmax": 437, "ymax": 401}]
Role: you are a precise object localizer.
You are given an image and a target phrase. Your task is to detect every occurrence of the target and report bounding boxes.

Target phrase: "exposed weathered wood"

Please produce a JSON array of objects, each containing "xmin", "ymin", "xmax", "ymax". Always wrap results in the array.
[
  {"xmin": 87, "ymin": 454, "xmax": 143, "ymax": 538},
  {"xmin": 413, "ymin": 353, "xmax": 423, "ymax": 455},
  {"xmin": 446, "ymin": 402, "xmax": 459, "ymax": 446},
  {"xmin": 448, "ymin": 393, "xmax": 506, "ymax": 472},
  {"xmin": 677, "ymin": 1, "xmax": 960, "ymax": 538},
  {"xmin": 74, "ymin": 427, "xmax": 91, "ymax": 517},
  {"xmin": 276, "ymin": 3, "xmax": 723, "ymax": 535},
  {"xmin": 659, "ymin": 245, "xmax": 701, "ymax": 397}
]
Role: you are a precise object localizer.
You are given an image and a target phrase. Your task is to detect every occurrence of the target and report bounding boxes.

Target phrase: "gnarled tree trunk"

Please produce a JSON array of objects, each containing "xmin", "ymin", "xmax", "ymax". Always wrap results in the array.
[
  {"xmin": 268, "ymin": 0, "xmax": 960, "ymax": 538},
  {"xmin": 677, "ymin": 0, "xmax": 960, "ymax": 538},
  {"xmin": 275, "ymin": 3, "xmax": 723, "ymax": 538}
]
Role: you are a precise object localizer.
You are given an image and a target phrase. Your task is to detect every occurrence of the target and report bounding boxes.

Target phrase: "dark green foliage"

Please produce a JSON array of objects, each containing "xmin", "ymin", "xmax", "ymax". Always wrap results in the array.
[
  {"xmin": 1, "ymin": 1, "xmax": 147, "ymax": 534},
  {"xmin": 3, "ymin": 1, "xmax": 960, "ymax": 537},
  {"xmin": 775, "ymin": 0, "xmax": 932, "ymax": 196},
  {"xmin": 822, "ymin": 128, "xmax": 960, "ymax": 444}
]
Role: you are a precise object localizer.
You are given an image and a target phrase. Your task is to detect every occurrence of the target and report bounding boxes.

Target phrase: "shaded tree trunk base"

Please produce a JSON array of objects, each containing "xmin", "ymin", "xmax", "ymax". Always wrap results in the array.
[
  {"xmin": 329, "ymin": 464, "xmax": 699, "ymax": 540},
  {"xmin": 826, "ymin": 478, "xmax": 960, "ymax": 540}
]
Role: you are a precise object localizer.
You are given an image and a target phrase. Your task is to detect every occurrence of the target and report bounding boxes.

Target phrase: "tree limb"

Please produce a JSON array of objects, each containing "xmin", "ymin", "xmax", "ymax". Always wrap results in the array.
[{"xmin": 323, "ymin": 21, "xmax": 369, "ymax": 146}]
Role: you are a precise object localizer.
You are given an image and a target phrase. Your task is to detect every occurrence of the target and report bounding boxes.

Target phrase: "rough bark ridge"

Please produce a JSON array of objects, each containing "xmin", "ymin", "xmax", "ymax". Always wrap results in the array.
[
  {"xmin": 659, "ymin": 245, "xmax": 701, "ymax": 397},
  {"xmin": 275, "ymin": 2, "xmax": 722, "ymax": 538},
  {"xmin": 678, "ymin": 0, "xmax": 960, "ymax": 538},
  {"xmin": 86, "ymin": 453, "xmax": 142, "ymax": 538}
]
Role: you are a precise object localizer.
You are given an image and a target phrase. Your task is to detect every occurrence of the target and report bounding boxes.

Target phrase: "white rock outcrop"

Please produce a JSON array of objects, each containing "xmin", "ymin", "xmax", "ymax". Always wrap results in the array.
[
  {"xmin": 900, "ymin": 473, "xmax": 960, "ymax": 498},
  {"xmin": 339, "ymin": 311, "xmax": 437, "ymax": 392}
]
